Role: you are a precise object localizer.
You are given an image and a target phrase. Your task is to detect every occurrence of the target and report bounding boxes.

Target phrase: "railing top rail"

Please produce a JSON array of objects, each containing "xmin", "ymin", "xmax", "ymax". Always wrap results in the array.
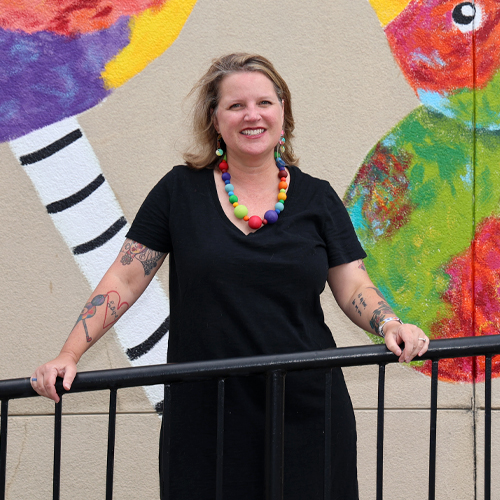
[{"xmin": 2, "ymin": 334, "xmax": 500, "ymax": 400}]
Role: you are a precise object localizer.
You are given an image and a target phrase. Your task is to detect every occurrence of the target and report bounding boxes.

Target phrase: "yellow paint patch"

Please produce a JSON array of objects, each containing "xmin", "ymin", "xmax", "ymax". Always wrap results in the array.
[
  {"xmin": 102, "ymin": 0, "xmax": 198, "ymax": 89},
  {"xmin": 368, "ymin": 0, "xmax": 411, "ymax": 26}
]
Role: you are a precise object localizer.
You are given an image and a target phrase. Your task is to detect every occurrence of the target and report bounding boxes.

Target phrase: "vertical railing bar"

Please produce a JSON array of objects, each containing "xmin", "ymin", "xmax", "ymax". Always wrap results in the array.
[
  {"xmin": 160, "ymin": 384, "xmax": 171, "ymax": 500},
  {"xmin": 0, "ymin": 400, "xmax": 9, "ymax": 500},
  {"xmin": 216, "ymin": 378, "xmax": 225, "ymax": 500},
  {"xmin": 53, "ymin": 397, "xmax": 63, "ymax": 500},
  {"xmin": 106, "ymin": 388, "xmax": 118, "ymax": 500},
  {"xmin": 324, "ymin": 369, "xmax": 332, "ymax": 500},
  {"xmin": 428, "ymin": 360, "xmax": 439, "ymax": 500},
  {"xmin": 484, "ymin": 355, "xmax": 492, "ymax": 500},
  {"xmin": 376, "ymin": 363, "xmax": 386, "ymax": 500},
  {"xmin": 265, "ymin": 370, "xmax": 285, "ymax": 500}
]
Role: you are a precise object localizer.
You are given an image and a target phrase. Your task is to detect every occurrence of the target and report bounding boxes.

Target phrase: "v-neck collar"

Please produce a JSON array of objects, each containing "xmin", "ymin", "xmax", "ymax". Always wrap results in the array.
[{"xmin": 207, "ymin": 165, "xmax": 296, "ymax": 237}]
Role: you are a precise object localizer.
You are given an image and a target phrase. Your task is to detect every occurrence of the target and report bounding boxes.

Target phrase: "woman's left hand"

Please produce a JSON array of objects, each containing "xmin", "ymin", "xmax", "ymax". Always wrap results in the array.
[{"xmin": 383, "ymin": 321, "xmax": 429, "ymax": 363}]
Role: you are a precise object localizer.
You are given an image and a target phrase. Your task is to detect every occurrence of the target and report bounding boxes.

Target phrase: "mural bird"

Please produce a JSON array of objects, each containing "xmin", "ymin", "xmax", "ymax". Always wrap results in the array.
[
  {"xmin": 344, "ymin": 0, "xmax": 500, "ymax": 382},
  {"xmin": 0, "ymin": 0, "xmax": 197, "ymax": 408}
]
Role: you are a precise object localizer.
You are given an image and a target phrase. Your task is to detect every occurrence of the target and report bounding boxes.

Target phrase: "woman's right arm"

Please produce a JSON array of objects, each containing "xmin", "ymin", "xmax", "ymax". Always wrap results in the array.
[{"xmin": 31, "ymin": 239, "xmax": 166, "ymax": 402}]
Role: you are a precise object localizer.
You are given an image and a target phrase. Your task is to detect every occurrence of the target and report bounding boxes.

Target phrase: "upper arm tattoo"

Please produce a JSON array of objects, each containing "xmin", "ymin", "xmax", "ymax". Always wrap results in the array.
[
  {"xmin": 357, "ymin": 259, "xmax": 367, "ymax": 271},
  {"xmin": 120, "ymin": 240, "xmax": 165, "ymax": 276}
]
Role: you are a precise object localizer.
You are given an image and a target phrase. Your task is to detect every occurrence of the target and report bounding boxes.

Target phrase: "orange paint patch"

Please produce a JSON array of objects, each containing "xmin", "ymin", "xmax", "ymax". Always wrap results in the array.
[{"xmin": 0, "ymin": 0, "xmax": 164, "ymax": 36}]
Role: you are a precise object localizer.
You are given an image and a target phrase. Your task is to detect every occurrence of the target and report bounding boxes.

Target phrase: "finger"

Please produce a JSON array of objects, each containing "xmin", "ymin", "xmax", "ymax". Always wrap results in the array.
[
  {"xmin": 418, "ymin": 336, "xmax": 429, "ymax": 356},
  {"xmin": 400, "ymin": 337, "xmax": 417, "ymax": 363},
  {"xmin": 42, "ymin": 369, "xmax": 61, "ymax": 403},
  {"xmin": 62, "ymin": 365, "xmax": 77, "ymax": 391},
  {"xmin": 384, "ymin": 335, "xmax": 402, "ymax": 357}
]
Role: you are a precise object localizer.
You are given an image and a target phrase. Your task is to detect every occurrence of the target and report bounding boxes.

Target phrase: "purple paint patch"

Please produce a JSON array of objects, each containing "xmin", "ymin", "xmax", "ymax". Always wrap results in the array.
[{"xmin": 0, "ymin": 17, "xmax": 130, "ymax": 143}]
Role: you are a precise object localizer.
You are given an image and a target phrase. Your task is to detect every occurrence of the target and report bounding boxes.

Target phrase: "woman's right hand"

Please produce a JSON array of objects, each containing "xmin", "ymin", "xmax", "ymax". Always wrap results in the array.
[{"xmin": 30, "ymin": 352, "xmax": 78, "ymax": 403}]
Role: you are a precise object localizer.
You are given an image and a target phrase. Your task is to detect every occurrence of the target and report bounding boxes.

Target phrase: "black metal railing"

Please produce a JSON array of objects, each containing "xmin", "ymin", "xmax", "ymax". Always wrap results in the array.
[{"xmin": 1, "ymin": 334, "xmax": 499, "ymax": 500}]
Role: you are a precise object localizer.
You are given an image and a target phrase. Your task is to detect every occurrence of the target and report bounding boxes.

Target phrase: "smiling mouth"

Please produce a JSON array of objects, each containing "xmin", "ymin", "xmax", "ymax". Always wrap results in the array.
[{"xmin": 241, "ymin": 128, "xmax": 265, "ymax": 136}]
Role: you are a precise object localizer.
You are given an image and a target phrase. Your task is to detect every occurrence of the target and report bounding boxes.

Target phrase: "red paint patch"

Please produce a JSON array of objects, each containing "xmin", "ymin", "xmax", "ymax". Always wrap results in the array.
[
  {"xmin": 415, "ymin": 216, "xmax": 500, "ymax": 382},
  {"xmin": 385, "ymin": 0, "xmax": 500, "ymax": 93},
  {"xmin": 351, "ymin": 144, "xmax": 414, "ymax": 239},
  {"xmin": 0, "ymin": 0, "xmax": 164, "ymax": 36}
]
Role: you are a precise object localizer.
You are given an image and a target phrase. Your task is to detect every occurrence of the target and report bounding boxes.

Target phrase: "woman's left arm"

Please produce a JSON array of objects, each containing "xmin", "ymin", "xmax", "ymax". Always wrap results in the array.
[{"xmin": 327, "ymin": 259, "xmax": 429, "ymax": 363}]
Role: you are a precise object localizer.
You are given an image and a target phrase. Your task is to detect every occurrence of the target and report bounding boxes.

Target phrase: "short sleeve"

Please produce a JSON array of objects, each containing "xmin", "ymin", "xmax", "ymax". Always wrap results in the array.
[
  {"xmin": 126, "ymin": 172, "xmax": 172, "ymax": 254},
  {"xmin": 322, "ymin": 184, "xmax": 367, "ymax": 268}
]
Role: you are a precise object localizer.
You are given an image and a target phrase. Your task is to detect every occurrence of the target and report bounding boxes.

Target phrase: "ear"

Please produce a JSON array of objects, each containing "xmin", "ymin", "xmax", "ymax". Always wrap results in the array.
[{"xmin": 211, "ymin": 109, "xmax": 219, "ymax": 133}]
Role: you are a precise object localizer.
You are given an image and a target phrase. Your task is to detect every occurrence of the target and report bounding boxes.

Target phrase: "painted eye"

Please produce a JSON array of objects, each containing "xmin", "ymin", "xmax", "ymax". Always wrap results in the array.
[{"xmin": 452, "ymin": 2, "xmax": 482, "ymax": 32}]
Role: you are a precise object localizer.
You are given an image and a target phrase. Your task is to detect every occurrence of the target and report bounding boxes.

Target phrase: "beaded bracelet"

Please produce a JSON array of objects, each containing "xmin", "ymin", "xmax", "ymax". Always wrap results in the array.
[{"xmin": 377, "ymin": 317, "xmax": 402, "ymax": 338}]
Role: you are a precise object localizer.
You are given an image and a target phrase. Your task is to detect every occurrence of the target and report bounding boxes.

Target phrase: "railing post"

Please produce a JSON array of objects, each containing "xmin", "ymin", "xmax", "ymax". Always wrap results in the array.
[
  {"xmin": 216, "ymin": 378, "xmax": 225, "ymax": 500},
  {"xmin": 428, "ymin": 360, "xmax": 439, "ymax": 500},
  {"xmin": 324, "ymin": 369, "xmax": 332, "ymax": 500},
  {"xmin": 265, "ymin": 370, "xmax": 285, "ymax": 500},
  {"xmin": 53, "ymin": 397, "xmax": 62, "ymax": 500},
  {"xmin": 0, "ymin": 400, "xmax": 8, "ymax": 500},
  {"xmin": 376, "ymin": 363, "xmax": 386, "ymax": 500},
  {"xmin": 160, "ymin": 384, "xmax": 171, "ymax": 500},
  {"xmin": 484, "ymin": 355, "xmax": 492, "ymax": 500},
  {"xmin": 106, "ymin": 388, "xmax": 118, "ymax": 500}
]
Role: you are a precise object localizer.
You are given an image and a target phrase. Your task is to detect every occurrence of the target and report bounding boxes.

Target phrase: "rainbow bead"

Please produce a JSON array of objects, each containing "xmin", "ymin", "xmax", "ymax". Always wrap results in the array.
[
  {"xmin": 219, "ymin": 153, "xmax": 288, "ymax": 230},
  {"xmin": 234, "ymin": 205, "xmax": 249, "ymax": 219},
  {"xmin": 248, "ymin": 216, "xmax": 263, "ymax": 229}
]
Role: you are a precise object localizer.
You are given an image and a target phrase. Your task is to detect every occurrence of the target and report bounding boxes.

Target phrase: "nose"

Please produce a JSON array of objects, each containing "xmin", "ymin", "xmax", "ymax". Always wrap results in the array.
[{"xmin": 244, "ymin": 104, "xmax": 260, "ymax": 121}]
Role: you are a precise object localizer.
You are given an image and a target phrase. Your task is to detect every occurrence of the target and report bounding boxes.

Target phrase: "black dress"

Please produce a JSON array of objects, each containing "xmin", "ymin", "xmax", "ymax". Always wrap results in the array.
[{"xmin": 127, "ymin": 165, "xmax": 366, "ymax": 499}]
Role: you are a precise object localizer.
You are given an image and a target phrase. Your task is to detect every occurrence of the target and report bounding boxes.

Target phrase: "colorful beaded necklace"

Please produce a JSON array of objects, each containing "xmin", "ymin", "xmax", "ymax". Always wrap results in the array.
[{"xmin": 218, "ymin": 150, "xmax": 288, "ymax": 230}]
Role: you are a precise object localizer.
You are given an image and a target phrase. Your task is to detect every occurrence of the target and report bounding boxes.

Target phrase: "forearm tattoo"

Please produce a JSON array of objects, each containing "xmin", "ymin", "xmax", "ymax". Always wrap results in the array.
[
  {"xmin": 368, "ymin": 286, "xmax": 385, "ymax": 300},
  {"xmin": 351, "ymin": 286, "xmax": 394, "ymax": 333},
  {"xmin": 75, "ymin": 291, "xmax": 129, "ymax": 342},
  {"xmin": 351, "ymin": 293, "xmax": 368, "ymax": 317},
  {"xmin": 120, "ymin": 240, "xmax": 164, "ymax": 276},
  {"xmin": 369, "ymin": 299, "xmax": 395, "ymax": 334}
]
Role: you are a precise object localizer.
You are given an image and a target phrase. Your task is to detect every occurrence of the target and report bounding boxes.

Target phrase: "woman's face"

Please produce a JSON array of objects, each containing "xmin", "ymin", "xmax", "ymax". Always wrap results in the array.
[{"xmin": 213, "ymin": 71, "xmax": 284, "ymax": 165}]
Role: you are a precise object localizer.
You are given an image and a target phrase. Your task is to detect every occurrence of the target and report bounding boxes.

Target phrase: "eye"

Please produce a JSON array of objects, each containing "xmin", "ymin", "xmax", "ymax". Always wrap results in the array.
[
  {"xmin": 452, "ymin": 2, "xmax": 482, "ymax": 32},
  {"xmin": 260, "ymin": 100, "xmax": 272, "ymax": 105},
  {"xmin": 229, "ymin": 103, "xmax": 242, "ymax": 109}
]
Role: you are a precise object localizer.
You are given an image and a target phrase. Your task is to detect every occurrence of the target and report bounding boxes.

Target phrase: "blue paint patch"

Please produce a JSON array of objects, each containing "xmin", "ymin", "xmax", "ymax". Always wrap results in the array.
[
  {"xmin": 412, "ymin": 49, "xmax": 446, "ymax": 68},
  {"xmin": 381, "ymin": 134, "xmax": 396, "ymax": 148},
  {"xmin": 417, "ymin": 89, "xmax": 456, "ymax": 119},
  {"xmin": 347, "ymin": 197, "xmax": 368, "ymax": 235},
  {"xmin": 460, "ymin": 164, "xmax": 473, "ymax": 186}
]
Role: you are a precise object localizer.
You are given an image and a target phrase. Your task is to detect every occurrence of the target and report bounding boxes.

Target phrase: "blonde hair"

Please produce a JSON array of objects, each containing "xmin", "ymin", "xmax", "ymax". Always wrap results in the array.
[{"xmin": 183, "ymin": 53, "xmax": 297, "ymax": 169}]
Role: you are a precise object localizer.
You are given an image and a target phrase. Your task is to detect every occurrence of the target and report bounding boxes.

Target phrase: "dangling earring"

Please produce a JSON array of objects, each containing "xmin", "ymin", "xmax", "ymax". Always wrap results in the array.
[
  {"xmin": 275, "ymin": 129, "xmax": 287, "ymax": 168},
  {"xmin": 279, "ymin": 130, "xmax": 285, "ymax": 154},
  {"xmin": 216, "ymin": 134, "xmax": 224, "ymax": 157}
]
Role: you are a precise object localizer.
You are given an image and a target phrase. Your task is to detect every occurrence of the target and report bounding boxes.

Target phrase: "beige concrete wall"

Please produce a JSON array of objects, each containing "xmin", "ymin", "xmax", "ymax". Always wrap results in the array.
[{"xmin": 0, "ymin": 0, "xmax": 492, "ymax": 498}]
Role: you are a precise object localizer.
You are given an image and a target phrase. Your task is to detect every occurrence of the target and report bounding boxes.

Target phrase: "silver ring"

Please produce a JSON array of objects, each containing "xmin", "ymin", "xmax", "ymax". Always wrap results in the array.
[
  {"xmin": 418, "ymin": 337, "xmax": 428, "ymax": 342},
  {"xmin": 31, "ymin": 378, "xmax": 37, "ymax": 382}
]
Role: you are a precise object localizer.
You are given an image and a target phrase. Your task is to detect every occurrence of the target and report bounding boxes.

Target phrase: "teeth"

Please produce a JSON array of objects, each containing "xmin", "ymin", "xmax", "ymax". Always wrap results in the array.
[{"xmin": 241, "ymin": 129, "xmax": 265, "ymax": 136}]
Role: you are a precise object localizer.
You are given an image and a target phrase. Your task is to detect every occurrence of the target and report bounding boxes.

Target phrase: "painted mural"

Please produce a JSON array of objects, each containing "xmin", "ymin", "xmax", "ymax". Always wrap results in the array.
[
  {"xmin": 0, "ymin": 0, "xmax": 197, "ymax": 409},
  {"xmin": 345, "ymin": 0, "xmax": 500, "ymax": 382}
]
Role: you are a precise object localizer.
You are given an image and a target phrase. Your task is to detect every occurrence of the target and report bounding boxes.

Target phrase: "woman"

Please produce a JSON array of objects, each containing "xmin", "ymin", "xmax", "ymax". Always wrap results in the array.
[{"xmin": 31, "ymin": 53, "xmax": 428, "ymax": 499}]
